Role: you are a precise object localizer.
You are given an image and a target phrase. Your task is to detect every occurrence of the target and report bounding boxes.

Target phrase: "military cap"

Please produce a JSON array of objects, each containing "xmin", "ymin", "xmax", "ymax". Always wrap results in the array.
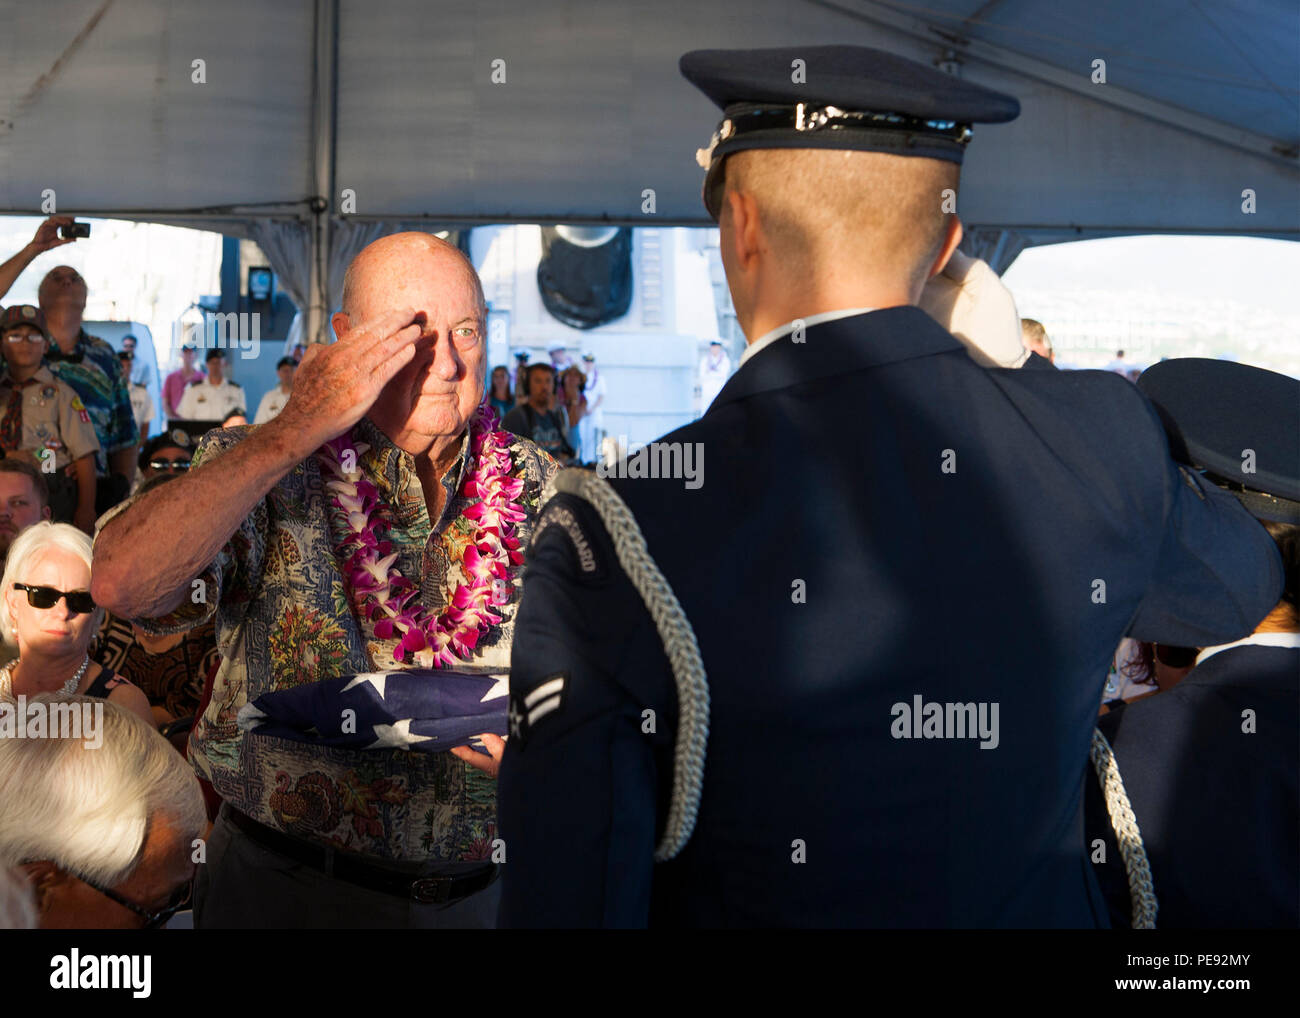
[
  {"xmin": 0, "ymin": 304, "xmax": 51, "ymax": 342},
  {"xmin": 1139, "ymin": 358, "xmax": 1300, "ymax": 524},
  {"xmin": 680, "ymin": 45, "xmax": 1020, "ymax": 218}
]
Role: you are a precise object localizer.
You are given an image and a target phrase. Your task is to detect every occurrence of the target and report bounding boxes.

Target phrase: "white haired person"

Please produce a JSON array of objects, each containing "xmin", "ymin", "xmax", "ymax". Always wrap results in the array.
[
  {"xmin": 0, "ymin": 522, "xmax": 151, "ymax": 724},
  {"xmin": 0, "ymin": 696, "xmax": 203, "ymax": 928}
]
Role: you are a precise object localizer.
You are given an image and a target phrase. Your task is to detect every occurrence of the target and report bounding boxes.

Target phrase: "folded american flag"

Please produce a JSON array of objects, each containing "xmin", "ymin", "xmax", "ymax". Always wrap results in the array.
[{"xmin": 235, "ymin": 670, "xmax": 508, "ymax": 754}]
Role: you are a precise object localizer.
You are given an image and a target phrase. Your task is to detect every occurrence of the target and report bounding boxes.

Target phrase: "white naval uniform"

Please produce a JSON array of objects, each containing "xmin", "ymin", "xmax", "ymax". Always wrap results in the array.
[
  {"xmin": 129, "ymin": 381, "xmax": 154, "ymax": 435},
  {"xmin": 253, "ymin": 385, "xmax": 291, "ymax": 425},
  {"xmin": 177, "ymin": 377, "xmax": 246, "ymax": 421}
]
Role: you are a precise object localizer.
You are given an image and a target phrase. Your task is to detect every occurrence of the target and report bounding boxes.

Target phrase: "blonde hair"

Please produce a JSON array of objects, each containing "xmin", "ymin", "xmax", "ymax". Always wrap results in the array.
[{"xmin": 0, "ymin": 522, "xmax": 102, "ymax": 645}]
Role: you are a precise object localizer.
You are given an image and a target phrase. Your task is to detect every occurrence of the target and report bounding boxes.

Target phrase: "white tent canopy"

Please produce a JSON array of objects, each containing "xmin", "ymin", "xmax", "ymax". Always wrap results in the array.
[{"xmin": 3, "ymin": 0, "xmax": 1296, "ymax": 340}]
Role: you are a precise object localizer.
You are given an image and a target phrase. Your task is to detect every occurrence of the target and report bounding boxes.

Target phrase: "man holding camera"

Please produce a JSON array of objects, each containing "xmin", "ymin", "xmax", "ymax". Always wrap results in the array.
[{"xmin": 0, "ymin": 216, "xmax": 139, "ymax": 511}]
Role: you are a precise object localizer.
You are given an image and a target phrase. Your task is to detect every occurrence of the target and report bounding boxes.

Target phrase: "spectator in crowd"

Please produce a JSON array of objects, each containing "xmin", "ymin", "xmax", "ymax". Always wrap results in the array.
[
  {"xmin": 1100, "ymin": 637, "xmax": 1158, "ymax": 707},
  {"xmin": 92, "ymin": 231, "xmax": 557, "ymax": 929},
  {"xmin": 0, "ymin": 459, "xmax": 51, "ymax": 668},
  {"xmin": 1020, "ymin": 318, "xmax": 1054, "ymax": 364},
  {"xmin": 95, "ymin": 473, "xmax": 218, "ymax": 732},
  {"xmin": 0, "ymin": 697, "xmax": 204, "ymax": 929},
  {"xmin": 1086, "ymin": 358, "xmax": 1299, "ymax": 929},
  {"xmin": 579, "ymin": 352, "xmax": 606, "ymax": 464},
  {"xmin": 221, "ymin": 412, "xmax": 247, "ymax": 428},
  {"xmin": 119, "ymin": 349, "xmax": 153, "ymax": 440},
  {"xmin": 163, "ymin": 342, "xmax": 204, "ymax": 419},
  {"xmin": 0, "ymin": 215, "xmax": 80, "ymax": 299},
  {"xmin": 177, "ymin": 349, "xmax": 245, "ymax": 422},
  {"xmin": 501, "ymin": 363, "xmax": 575, "ymax": 462},
  {"xmin": 0, "ymin": 459, "xmax": 51, "ymax": 563},
  {"xmin": 698, "ymin": 339, "xmax": 731, "ymax": 411},
  {"xmin": 136, "ymin": 431, "xmax": 192, "ymax": 487},
  {"xmin": 1104, "ymin": 349, "xmax": 1127, "ymax": 373},
  {"xmin": 253, "ymin": 357, "xmax": 296, "ymax": 425},
  {"xmin": 0, "ymin": 522, "xmax": 151, "ymax": 724},
  {"xmin": 0, "ymin": 305, "xmax": 99, "ymax": 532},
  {"xmin": 548, "ymin": 342, "xmax": 573, "ymax": 382},
  {"xmin": 487, "ymin": 365, "xmax": 513, "ymax": 420},
  {"xmin": 510, "ymin": 350, "xmax": 530, "ymax": 404},
  {"xmin": 30, "ymin": 261, "xmax": 139, "ymax": 509},
  {"xmin": 560, "ymin": 365, "xmax": 587, "ymax": 462},
  {"xmin": 120, "ymin": 334, "xmax": 142, "ymax": 383}
]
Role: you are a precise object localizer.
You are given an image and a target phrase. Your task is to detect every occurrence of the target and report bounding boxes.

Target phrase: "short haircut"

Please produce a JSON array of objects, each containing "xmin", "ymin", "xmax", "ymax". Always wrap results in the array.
[
  {"xmin": 0, "ymin": 522, "xmax": 101, "ymax": 645},
  {"xmin": 275, "ymin": 356, "xmax": 297, "ymax": 370},
  {"xmin": 0, "ymin": 460, "xmax": 50, "ymax": 509},
  {"xmin": 205, "ymin": 348, "xmax": 224, "ymax": 363},
  {"xmin": 525, "ymin": 363, "xmax": 556, "ymax": 390},
  {"xmin": 724, "ymin": 148, "xmax": 960, "ymax": 294},
  {"xmin": 1020, "ymin": 318, "xmax": 1051, "ymax": 352},
  {"xmin": 0, "ymin": 696, "xmax": 206, "ymax": 887}
]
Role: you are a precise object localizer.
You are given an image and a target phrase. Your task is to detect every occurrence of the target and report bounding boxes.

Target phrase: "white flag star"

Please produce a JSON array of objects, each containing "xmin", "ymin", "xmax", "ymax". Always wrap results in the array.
[
  {"xmin": 479, "ymin": 674, "xmax": 509, "ymax": 703},
  {"xmin": 366, "ymin": 718, "xmax": 434, "ymax": 750},
  {"xmin": 342, "ymin": 672, "xmax": 389, "ymax": 700}
]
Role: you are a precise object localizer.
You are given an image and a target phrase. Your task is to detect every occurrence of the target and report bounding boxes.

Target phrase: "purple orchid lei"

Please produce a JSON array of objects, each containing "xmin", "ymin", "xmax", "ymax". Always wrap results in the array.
[{"xmin": 317, "ymin": 403, "xmax": 526, "ymax": 668}]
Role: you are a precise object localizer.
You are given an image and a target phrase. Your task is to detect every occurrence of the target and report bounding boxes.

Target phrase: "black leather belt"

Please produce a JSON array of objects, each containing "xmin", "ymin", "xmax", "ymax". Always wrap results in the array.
[{"xmin": 224, "ymin": 806, "xmax": 498, "ymax": 905}]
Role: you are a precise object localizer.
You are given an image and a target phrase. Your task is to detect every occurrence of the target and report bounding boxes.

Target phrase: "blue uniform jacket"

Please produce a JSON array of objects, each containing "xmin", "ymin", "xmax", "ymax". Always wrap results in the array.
[
  {"xmin": 1087, "ymin": 644, "xmax": 1299, "ymax": 928},
  {"xmin": 498, "ymin": 307, "xmax": 1283, "ymax": 927}
]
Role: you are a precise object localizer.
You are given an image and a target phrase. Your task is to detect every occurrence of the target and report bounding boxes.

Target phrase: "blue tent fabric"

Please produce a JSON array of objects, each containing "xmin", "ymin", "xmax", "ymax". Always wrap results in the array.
[{"xmin": 236, "ymin": 669, "xmax": 508, "ymax": 754}]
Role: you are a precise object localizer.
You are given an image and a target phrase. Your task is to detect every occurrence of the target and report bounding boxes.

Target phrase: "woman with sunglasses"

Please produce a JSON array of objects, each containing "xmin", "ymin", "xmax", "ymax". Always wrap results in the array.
[{"xmin": 0, "ymin": 522, "xmax": 152, "ymax": 725}]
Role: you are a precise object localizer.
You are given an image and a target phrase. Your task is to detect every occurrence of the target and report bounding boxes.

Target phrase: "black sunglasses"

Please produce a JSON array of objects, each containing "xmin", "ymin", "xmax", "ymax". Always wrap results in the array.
[
  {"xmin": 148, "ymin": 458, "xmax": 191, "ymax": 472},
  {"xmin": 79, "ymin": 873, "xmax": 193, "ymax": 929},
  {"xmin": 13, "ymin": 582, "xmax": 96, "ymax": 614}
]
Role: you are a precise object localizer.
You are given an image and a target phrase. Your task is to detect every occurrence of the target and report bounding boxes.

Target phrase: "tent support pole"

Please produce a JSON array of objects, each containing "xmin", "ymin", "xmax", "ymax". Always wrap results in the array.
[{"xmin": 307, "ymin": 0, "xmax": 339, "ymax": 345}]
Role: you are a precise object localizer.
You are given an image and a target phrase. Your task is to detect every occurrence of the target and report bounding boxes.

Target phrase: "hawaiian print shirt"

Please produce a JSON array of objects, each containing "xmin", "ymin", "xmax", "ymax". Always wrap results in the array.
[
  {"xmin": 101, "ymin": 416, "xmax": 557, "ymax": 863},
  {"xmin": 45, "ymin": 330, "xmax": 139, "ymax": 475}
]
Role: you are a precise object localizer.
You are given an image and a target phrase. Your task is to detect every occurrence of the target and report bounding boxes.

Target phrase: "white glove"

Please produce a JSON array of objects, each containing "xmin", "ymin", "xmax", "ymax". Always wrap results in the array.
[{"xmin": 918, "ymin": 249, "xmax": 1030, "ymax": 369}]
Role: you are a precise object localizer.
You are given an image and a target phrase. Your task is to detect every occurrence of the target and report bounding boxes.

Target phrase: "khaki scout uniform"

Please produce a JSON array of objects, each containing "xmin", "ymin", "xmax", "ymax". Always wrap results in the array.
[
  {"xmin": 177, "ymin": 377, "xmax": 246, "ymax": 421},
  {"xmin": 0, "ymin": 365, "xmax": 100, "ymax": 522},
  {"xmin": 1, "ymin": 365, "xmax": 101, "ymax": 470}
]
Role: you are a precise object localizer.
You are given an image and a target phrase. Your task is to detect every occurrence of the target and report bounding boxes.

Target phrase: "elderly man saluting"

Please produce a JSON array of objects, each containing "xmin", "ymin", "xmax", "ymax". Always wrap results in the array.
[{"xmin": 92, "ymin": 233, "xmax": 556, "ymax": 928}]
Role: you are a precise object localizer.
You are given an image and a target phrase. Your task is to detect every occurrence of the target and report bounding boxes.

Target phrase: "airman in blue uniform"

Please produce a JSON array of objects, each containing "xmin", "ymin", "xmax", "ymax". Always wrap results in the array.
[
  {"xmin": 1087, "ymin": 358, "xmax": 1299, "ymax": 928},
  {"xmin": 497, "ymin": 47, "xmax": 1284, "ymax": 927}
]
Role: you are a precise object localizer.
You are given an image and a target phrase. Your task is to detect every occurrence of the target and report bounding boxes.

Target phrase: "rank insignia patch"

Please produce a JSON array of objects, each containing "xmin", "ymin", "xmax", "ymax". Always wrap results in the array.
[{"xmin": 507, "ymin": 672, "xmax": 568, "ymax": 747}]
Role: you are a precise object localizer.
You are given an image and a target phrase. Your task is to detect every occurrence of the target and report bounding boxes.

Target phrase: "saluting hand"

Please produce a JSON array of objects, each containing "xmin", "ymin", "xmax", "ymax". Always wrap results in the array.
[{"xmin": 270, "ymin": 307, "xmax": 424, "ymax": 456}]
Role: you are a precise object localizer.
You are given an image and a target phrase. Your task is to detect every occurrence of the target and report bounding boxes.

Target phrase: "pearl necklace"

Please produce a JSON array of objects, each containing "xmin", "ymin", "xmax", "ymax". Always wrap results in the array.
[{"xmin": 0, "ymin": 654, "xmax": 91, "ymax": 700}]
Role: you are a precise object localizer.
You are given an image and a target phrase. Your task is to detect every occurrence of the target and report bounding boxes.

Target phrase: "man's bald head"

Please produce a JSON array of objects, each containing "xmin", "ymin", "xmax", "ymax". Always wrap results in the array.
[
  {"xmin": 37, "ymin": 265, "xmax": 87, "ymax": 313},
  {"xmin": 340, "ymin": 233, "xmax": 485, "ymax": 322},
  {"xmin": 332, "ymin": 232, "xmax": 489, "ymax": 456},
  {"xmin": 722, "ymin": 148, "xmax": 960, "ymax": 295}
]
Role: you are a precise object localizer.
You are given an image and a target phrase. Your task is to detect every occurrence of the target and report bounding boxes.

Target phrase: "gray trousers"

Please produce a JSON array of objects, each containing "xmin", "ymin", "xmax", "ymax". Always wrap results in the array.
[{"xmin": 194, "ymin": 807, "xmax": 500, "ymax": 929}]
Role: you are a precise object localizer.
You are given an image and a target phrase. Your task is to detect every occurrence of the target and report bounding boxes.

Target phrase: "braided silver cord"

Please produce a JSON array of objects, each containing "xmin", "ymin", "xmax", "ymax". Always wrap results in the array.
[
  {"xmin": 1090, "ymin": 727, "xmax": 1158, "ymax": 929},
  {"xmin": 549, "ymin": 469, "xmax": 710, "ymax": 861}
]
